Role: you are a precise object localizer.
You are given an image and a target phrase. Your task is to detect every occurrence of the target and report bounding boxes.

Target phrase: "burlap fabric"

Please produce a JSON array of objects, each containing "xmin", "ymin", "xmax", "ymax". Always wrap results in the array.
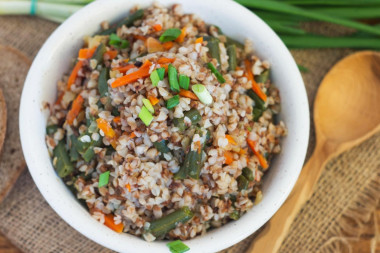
[{"xmin": 0, "ymin": 16, "xmax": 379, "ymax": 253}]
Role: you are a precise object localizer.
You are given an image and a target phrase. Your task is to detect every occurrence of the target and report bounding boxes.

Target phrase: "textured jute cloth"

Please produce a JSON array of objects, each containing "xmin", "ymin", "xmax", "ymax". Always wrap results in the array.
[{"xmin": 0, "ymin": 16, "xmax": 379, "ymax": 253}]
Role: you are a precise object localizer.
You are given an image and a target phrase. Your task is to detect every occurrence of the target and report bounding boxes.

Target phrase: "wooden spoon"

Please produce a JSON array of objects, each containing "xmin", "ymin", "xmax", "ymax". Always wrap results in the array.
[{"xmin": 247, "ymin": 51, "xmax": 380, "ymax": 253}]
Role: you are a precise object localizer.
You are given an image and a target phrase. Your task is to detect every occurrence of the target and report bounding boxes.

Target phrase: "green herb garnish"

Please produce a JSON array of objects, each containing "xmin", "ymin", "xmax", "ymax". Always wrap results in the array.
[
  {"xmin": 138, "ymin": 106, "xmax": 154, "ymax": 126},
  {"xmin": 166, "ymin": 95, "xmax": 180, "ymax": 109},
  {"xmin": 207, "ymin": 62, "xmax": 225, "ymax": 84},
  {"xmin": 98, "ymin": 171, "xmax": 110, "ymax": 188},
  {"xmin": 159, "ymin": 28, "xmax": 182, "ymax": 42}
]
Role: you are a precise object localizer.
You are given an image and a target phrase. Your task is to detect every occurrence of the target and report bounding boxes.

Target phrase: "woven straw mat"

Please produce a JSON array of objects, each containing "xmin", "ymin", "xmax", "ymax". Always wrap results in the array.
[{"xmin": 0, "ymin": 16, "xmax": 379, "ymax": 253}]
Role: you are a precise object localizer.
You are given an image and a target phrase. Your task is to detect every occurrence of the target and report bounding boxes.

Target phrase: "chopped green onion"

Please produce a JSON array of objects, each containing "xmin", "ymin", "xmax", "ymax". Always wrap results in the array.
[
  {"xmin": 98, "ymin": 171, "xmax": 110, "ymax": 188},
  {"xmin": 150, "ymin": 70, "xmax": 160, "ymax": 87},
  {"xmin": 109, "ymin": 33, "xmax": 129, "ymax": 49},
  {"xmin": 237, "ymin": 175, "xmax": 249, "ymax": 191},
  {"xmin": 92, "ymin": 43, "xmax": 107, "ymax": 67},
  {"xmin": 159, "ymin": 28, "xmax": 182, "ymax": 42},
  {"xmin": 142, "ymin": 98, "xmax": 154, "ymax": 113},
  {"xmin": 179, "ymin": 74, "xmax": 190, "ymax": 90},
  {"xmin": 207, "ymin": 62, "xmax": 225, "ymax": 83},
  {"xmin": 166, "ymin": 95, "xmax": 180, "ymax": 109},
  {"xmin": 139, "ymin": 106, "xmax": 154, "ymax": 126},
  {"xmin": 167, "ymin": 240, "xmax": 190, "ymax": 253},
  {"xmin": 229, "ymin": 210, "xmax": 240, "ymax": 220},
  {"xmin": 242, "ymin": 167, "xmax": 254, "ymax": 181},
  {"xmin": 156, "ymin": 67, "xmax": 165, "ymax": 80},
  {"xmin": 192, "ymin": 84, "xmax": 213, "ymax": 105},
  {"xmin": 153, "ymin": 140, "xmax": 170, "ymax": 153},
  {"xmin": 227, "ymin": 44, "xmax": 237, "ymax": 71},
  {"xmin": 168, "ymin": 64, "xmax": 180, "ymax": 92},
  {"xmin": 297, "ymin": 64, "xmax": 309, "ymax": 73}
]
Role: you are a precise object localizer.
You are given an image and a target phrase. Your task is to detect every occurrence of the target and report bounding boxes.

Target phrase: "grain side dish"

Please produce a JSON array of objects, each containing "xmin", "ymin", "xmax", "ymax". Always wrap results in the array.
[{"xmin": 45, "ymin": 3, "xmax": 286, "ymax": 242}]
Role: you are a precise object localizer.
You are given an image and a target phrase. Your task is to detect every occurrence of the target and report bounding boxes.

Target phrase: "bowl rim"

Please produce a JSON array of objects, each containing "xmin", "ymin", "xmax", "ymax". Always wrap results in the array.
[{"xmin": 19, "ymin": 0, "xmax": 310, "ymax": 252}]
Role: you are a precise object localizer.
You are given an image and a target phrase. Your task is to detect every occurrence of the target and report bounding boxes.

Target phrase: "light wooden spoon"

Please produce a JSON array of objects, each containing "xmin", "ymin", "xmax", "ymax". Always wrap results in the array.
[{"xmin": 247, "ymin": 51, "xmax": 380, "ymax": 253}]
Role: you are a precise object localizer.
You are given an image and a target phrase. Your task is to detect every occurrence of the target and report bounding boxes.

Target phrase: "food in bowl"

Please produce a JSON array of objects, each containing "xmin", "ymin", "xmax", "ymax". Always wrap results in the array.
[{"xmin": 45, "ymin": 2, "xmax": 286, "ymax": 242}]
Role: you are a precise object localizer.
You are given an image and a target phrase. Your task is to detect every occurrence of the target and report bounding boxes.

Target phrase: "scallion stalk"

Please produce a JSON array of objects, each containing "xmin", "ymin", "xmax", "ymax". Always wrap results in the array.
[
  {"xmin": 192, "ymin": 84, "xmax": 213, "ymax": 105},
  {"xmin": 138, "ymin": 106, "xmax": 154, "ymax": 126}
]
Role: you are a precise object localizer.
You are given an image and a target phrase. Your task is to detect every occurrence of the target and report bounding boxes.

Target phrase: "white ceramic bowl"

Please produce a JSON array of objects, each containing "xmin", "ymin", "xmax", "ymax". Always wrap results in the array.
[{"xmin": 20, "ymin": 0, "xmax": 309, "ymax": 252}]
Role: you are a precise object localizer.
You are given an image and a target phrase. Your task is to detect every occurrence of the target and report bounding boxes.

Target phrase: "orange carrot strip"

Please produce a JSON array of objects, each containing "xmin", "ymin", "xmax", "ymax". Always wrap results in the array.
[
  {"xmin": 179, "ymin": 89, "xmax": 199, "ymax": 101},
  {"xmin": 153, "ymin": 24, "xmax": 162, "ymax": 32},
  {"xmin": 147, "ymin": 37, "xmax": 163, "ymax": 53},
  {"xmin": 67, "ymin": 60, "xmax": 83, "ymax": 90},
  {"xmin": 112, "ymin": 64, "xmax": 135, "ymax": 73},
  {"xmin": 104, "ymin": 214, "xmax": 124, "ymax": 233},
  {"xmin": 134, "ymin": 35, "xmax": 147, "ymax": 41},
  {"xmin": 129, "ymin": 132, "xmax": 136, "ymax": 139},
  {"xmin": 194, "ymin": 141, "xmax": 201, "ymax": 154},
  {"xmin": 175, "ymin": 27, "xmax": 187, "ymax": 43},
  {"xmin": 247, "ymin": 139, "xmax": 269, "ymax": 169},
  {"xmin": 224, "ymin": 151, "xmax": 234, "ymax": 165},
  {"xmin": 161, "ymin": 64, "xmax": 169, "ymax": 73},
  {"xmin": 148, "ymin": 95, "xmax": 160, "ymax": 106},
  {"xmin": 113, "ymin": 116, "xmax": 121, "ymax": 124},
  {"xmin": 55, "ymin": 92, "xmax": 64, "ymax": 105},
  {"xmin": 162, "ymin": 41, "xmax": 174, "ymax": 50},
  {"xmin": 195, "ymin": 37, "xmax": 203, "ymax": 44},
  {"xmin": 157, "ymin": 57, "xmax": 176, "ymax": 64},
  {"xmin": 238, "ymin": 148, "xmax": 247, "ymax": 155},
  {"xmin": 225, "ymin": 134, "xmax": 237, "ymax": 145},
  {"xmin": 104, "ymin": 50, "xmax": 118, "ymax": 60},
  {"xmin": 78, "ymin": 47, "xmax": 96, "ymax": 59},
  {"xmin": 66, "ymin": 95, "xmax": 84, "ymax": 125},
  {"xmin": 125, "ymin": 183, "xmax": 131, "ymax": 192},
  {"xmin": 245, "ymin": 60, "xmax": 267, "ymax": 102},
  {"xmin": 111, "ymin": 60, "xmax": 152, "ymax": 88},
  {"xmin": 97, "ymin": 118, "xmax": 116, "ymax": 138}
]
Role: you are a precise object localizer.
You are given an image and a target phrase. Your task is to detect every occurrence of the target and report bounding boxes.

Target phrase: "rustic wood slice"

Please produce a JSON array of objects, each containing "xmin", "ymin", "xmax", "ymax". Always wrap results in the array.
[
  {"xmin": 0, "ymin": 89, "xmax": 6, "ymax": 156},
  {"xmin": 0, "ymin": 45, "xmax": 31, "ymax": 201}
]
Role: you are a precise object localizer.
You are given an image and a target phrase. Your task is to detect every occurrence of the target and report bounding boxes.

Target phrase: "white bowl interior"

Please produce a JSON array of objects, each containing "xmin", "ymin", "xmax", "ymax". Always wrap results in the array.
[{"xmin": 20, "ymin": 0, "xmax": 309, "ymax": 252}]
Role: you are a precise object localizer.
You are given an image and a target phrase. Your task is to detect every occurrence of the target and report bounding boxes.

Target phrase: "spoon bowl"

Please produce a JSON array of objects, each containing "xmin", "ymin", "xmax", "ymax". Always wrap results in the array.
[{"xmin": 248, "ymin": 51, "xmax": 380, "ymax": 253}]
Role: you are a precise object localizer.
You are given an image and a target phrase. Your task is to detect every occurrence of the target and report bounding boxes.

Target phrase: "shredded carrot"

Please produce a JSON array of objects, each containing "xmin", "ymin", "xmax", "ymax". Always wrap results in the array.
[
  {"xmin": 55, "ymin": 92, "xmax": 64, "ymax": 105},
  {"xmin": 247, "ymin": 139, "xmax": 269, "ymax": 169},
  {"xmin": 129, "ymin": 132, "xmax": 136, "ymax": 139},
  {"xmin": 238, "ymin": 148, "xmax": 247, "ymax": 155},
  {"xmin": 111, "ymin": 60, "xmax": 152, "ymax": 88},
  {"xmin": 66, "ymin": 95, "xmax": 84, "ymax": 125},
  {"xmin": 125, "ymin": 183, "xmax": 131, "ymax": 192},
  {"xmin": 162, "ymin": 41, "xmax": 174, "ymax": 50},
  {"xmin": 78, "ymin": 47, "xmax": 96, "ymax": 59},
  {"xmin": 153, "ymin": 24, "xmax": 162, "ymax": 32},
  {"xmin": 175, "ymin": 27, "xmax": 187, "ymax": 43},
  {"xmin": 113, "ymin": 116, "xmax": 121, "ymax": 124},
  {"xmin": 67, "ymin": 60, "xmax": 83, "ymax": 90},
  {"xmin": 104, "ymin": 214, "xmax": 124, "ymax": 233},
  {"xmin": 179, "ymin": 89, "xmax": 199, "ymax": 100},
  {"xmin": 195, "ymin": 37, "xmax": 203, "ymax": 44},
  {"xmin": 244, "ymin": 59, "xmax": 267, "ymax": 102},
  {"xmin": 112, "ymin": 64, "xmax": 135, "ymax": 73},
  {"xmin": 97, "ymin": 118, "xmax": 116, "ymax": 138},
  {"xmin": 157, "ymin": 57, "xmax": 176, "ymax": 64},
  {"xmin": 123, "ymin": 58, "xmax": 130, "ymax": 63},
  {"xmin": 148, "ymin": 95, "xmax": 160, "ymax": 106},
  {"xmin": 194, "ymin": 141, "xmax": 201, "ymax": 154},
  {"xmin": 224, "ymin": 151, "xmax": 234, "ymax": 165},
  {"xmin": 225, "ymin": 134, "xmax": 237, "ymax": 145},
  {"xmin": 134, "ymin": 35, "xmax": 147, "ymax": 41},
  {"xmin": 146, "ymin": 37, "xmax": 163, "ymax": 53},
  {"xmin": 104, "ymin": 50, "xmax": 118, "ymax": 60}
]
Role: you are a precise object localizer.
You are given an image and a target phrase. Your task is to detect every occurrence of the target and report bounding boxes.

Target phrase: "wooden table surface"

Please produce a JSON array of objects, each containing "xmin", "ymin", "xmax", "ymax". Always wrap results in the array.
[{"xmin": 0, "ymin": 206, "xmax": 378, "ymax": 252}]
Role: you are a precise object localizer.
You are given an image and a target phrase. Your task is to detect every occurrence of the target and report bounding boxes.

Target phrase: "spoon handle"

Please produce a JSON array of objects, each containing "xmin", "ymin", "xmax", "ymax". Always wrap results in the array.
[{"xmin": 246, "ymin": 143, "xmax": 329, "ymax": 253}]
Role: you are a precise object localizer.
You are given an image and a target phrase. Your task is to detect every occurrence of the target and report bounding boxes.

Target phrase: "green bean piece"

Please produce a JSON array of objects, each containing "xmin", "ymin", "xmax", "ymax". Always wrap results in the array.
[
  {"xmin": 206, "ymin": 39, "xmax": 221, "ymax": 64},
  {"xmin": 153, "ymin": 140, "xmax": 170, "ymax": 153},
  {"xmin": 183, "ymin": 108, "xmax": 201, "ymax": 124},
  {"xmin": 255, "ymin": 69, "xmax": 270, "ymax": 84},
  {"xmin": 237, "ymin": 175, "xmax": 249, "ymax": 191},
  {"xmin": 53, "ymin": 141, "xmax": 74, "ymax": 178},
  {"xmin": 83, "ymin": 147, "xmax": 95, "ymax": 163},
  {"xmin": 168, "ymin": 64, "xmax": 180, "ymax": 92},
  {"xmin": 117, "ymin": 9, "xmax": 144, "ymax": 29},
  {"xmin": 230, "ymin": 210, "xmax": 240, "ymax": 220},
  {"xmin": 172, "ymin": 118, "xmax": 186, "ymax": 131},
  {"xmin": 246, "ymin": 89, "xmax": 265, "ymax": 110},
  {"xmin": 88, "ymin": 121, "xmax": 98, "ymax": 134},
  {"xmin": 207, "ymin": 62, "xmax": 226, "ymax": 84},
  {"xmin": 146, "ymin": 207, "xmax": 194, "ymax": 237},
  {"xmin": 187, "ymin": 150, "xmax": 204, "ymax": 179},
  {"xmin": 69, "ymin": 135, "xmax": 80, "ymax": 162},
  {"xmin": 242, "ymin": 167, "xmax": 254, "ymax": 181},
  {"xmin": 46, "ymin": 124, "xmax": 58, "ymax": 135},
  {"xmin": 97, "ymin": 27, "xmax": 116, "ymax": 36},
  {"xmin": 72, "ymin": 135, "xmax": 91, "ymax": 154},
  {"xmin": 92, "ymin": 43, "xmax": 107, "ymax": 67},
  {"xmin": 98, "ymin": 67, "xmax": 109, "ymax": 97},
  {"xmin": 226, "ymin": 36, "xmax": 244, "ymax": 49},
  {"xmin": 227, "ymin": 44, "xmax": 237, "ymax": 71},
  {"xmin": 253, "ymin": 108, "xmax": 263, "ymax": 122}
]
